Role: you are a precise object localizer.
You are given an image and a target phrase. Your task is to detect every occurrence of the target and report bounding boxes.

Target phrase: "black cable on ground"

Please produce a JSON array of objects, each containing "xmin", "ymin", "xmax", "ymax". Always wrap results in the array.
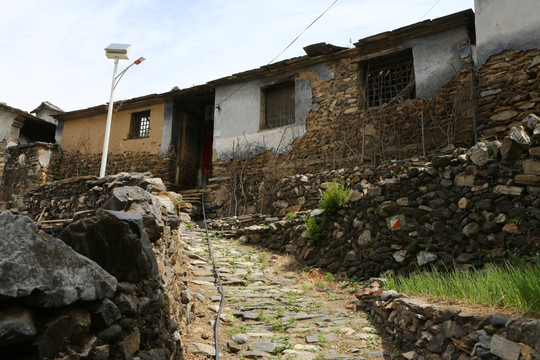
[{"xmin": 201, "ymin": 190, "xmax": 225, "ymax": 360}]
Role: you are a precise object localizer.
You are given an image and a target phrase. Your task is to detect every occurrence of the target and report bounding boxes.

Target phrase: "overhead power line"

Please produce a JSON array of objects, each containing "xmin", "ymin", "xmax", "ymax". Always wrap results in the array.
[
  {"xmin": 216, "ymin": 0, "xmax": 339, "ymax": 108},
  {"xmin": 419, "ymin": 0, "xmax": 441, "ymax": 21}
]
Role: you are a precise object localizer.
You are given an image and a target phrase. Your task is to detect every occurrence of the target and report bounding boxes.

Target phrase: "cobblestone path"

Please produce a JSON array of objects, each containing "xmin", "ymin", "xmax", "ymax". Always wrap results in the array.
[{"xmin": 180, "ymin": 227, "xmax": 395, "ymax": 359}]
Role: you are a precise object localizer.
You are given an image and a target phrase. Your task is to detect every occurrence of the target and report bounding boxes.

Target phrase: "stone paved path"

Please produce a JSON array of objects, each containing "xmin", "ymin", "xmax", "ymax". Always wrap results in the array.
[{"xmin": 180, "ymin": 227, "xmax": 395, "ymax": 360}]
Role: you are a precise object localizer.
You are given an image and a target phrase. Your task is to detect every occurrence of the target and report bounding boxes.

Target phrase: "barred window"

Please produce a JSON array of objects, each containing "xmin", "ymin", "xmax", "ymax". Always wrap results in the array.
[
  {"xmin": 129, "ymin": 110, "xmax": 150, "ymax": 139},
  {"xmin": 262, "ymin": 82, "xmax": 295, "ymax": 129},
  {"xmin": 365, "ymin": 50, "xmax": 415, "ymax": 108}
]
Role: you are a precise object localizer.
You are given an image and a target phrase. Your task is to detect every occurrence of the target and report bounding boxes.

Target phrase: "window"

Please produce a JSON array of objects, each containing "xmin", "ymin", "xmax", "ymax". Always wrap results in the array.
[
  {"xmin": 262, "ymin": 82, "xmax": 295, "ymax": 129},
  {"xmin": 128, "ymin": 110, "xmax": 150, "ymax": 139},
  {"xmin": 364, "ymin": 50, "xmax": 415, "ymax": 108}
]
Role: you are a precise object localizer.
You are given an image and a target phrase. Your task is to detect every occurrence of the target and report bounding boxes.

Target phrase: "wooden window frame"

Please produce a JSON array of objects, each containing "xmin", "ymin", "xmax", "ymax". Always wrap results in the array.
[
  {"xmin": 260, "ymin": 81, "xmax": 295, "ymax": 130},
  {"xmin": 361, "ymin": 49, "xmax": 415, "ymax": 108},
  {"xmin": 128, "ymin": 110, "xmax": 151, "ymax": 139}
]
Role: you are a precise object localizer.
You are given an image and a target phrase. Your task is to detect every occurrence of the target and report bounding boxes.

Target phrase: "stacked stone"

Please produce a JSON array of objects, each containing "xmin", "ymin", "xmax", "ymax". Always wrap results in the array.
[
  {"xmin": 0, "ymin": 210, "xmax": 179, "ymax": 360},
  {"xmin": 222, "ymin": 116, "xmax": 540, "ymax": 280},
  {"xmin": 48, "ymin": 151, "xmax": 175, "ymax": 187},
  {"xmin": 477, "ymin": 49, "xmax": 540, "ymax": 140},
  {"xmin": 356, "ymin": 280, "xmax": 540, "ymax": 359},
  {"xmin": 19, "ymin": 172, "xmax": 185, "ymax": 234}
]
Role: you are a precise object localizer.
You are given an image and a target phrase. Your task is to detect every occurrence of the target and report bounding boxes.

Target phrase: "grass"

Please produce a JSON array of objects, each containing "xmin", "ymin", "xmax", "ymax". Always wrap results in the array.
[{"xmin": 384, "ymin": 262, "xmax": 540, "ymax": 316}]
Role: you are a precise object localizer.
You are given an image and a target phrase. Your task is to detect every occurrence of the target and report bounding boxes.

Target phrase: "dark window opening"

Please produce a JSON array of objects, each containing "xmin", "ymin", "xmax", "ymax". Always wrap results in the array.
[
  {"xmin": 365, "ymin": 50, "xmax": 415, "ymax": 108},
  {"xmin": 263, "ymin": 82, "xmax": 295, "ymax": 129},
  {"xmin": 129, "ymin": 110, "xmax": 151, "ymax": 139}
]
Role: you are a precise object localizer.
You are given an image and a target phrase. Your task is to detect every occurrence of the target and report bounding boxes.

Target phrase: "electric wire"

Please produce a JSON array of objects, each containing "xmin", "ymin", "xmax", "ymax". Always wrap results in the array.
[
  {"xmin": 216, "ymin": 0, "xmax": 339, "ymax": 108},
  {"xmin": 201, "ymin": 190, "xmax": 225, "ymax": 360},
  {"xmin": 419, "ymin": 0, "xmax": 441, "ymax": 21}
]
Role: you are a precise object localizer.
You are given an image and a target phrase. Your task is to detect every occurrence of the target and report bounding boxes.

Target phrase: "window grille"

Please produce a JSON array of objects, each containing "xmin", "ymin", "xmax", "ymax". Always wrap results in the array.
[
  {"xmin": 264, "ymin": 83, "xmax": 295, "ymax": 129},
  {"xmin": 365, "ymin": 51, "xmax": 415, "ymax": 108},
  {"xmin": 129, "ymin": 110, "xmax": 151, "ymax": 138}
]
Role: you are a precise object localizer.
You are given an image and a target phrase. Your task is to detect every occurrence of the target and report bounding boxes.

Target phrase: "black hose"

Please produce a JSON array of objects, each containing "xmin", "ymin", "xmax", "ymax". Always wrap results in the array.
[{"xmin": 201, "ymin": 190, "xmax": 225, "ymax": 360}]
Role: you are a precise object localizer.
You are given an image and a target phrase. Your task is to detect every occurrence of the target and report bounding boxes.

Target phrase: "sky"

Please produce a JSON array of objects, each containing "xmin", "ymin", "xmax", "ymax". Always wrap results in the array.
[{"xmin": 0, "ymin": 0, "xmax": 474, "ymax": 113}]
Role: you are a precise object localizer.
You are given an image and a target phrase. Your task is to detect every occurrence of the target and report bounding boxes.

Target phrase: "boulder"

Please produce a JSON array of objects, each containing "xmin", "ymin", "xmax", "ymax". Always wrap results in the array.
[
  {"xmin": 59, "ymin": 209, "xmax": 158, "ymax": 282},
  {"xmin": 103, "ymin": 186, "xmax": 164, "ymax": 241},
  {"xmin": 0, "ymin": 211, "xmax": 117, "ymax": 307}
]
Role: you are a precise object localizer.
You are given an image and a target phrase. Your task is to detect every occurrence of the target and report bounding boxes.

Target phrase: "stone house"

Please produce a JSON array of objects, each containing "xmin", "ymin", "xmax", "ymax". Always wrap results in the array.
[
  {"xmin": 0, "ymin": 103, "xmax": 58, "ymax": 204},
  {"xmin": 210, "ymin": 10, "xmax": 475, "ymax": 165},
  {"xmin": 54, "ymin": 85, "xmax": 214, "ymax": 188},
  {"xmin": 0, "ymin": 103, "xmax": 56, "ymax": 147}
]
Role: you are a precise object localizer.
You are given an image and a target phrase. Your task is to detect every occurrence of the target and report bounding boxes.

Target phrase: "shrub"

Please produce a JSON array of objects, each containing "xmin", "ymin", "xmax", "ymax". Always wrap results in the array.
[
  {"xmin": 305, "ymin": 215, "xmax": 326, "ymax": 241},
  {"xmin": 319, "ymin": 180, "xmax": 350, "ymax": 214},
  {"xmin": 285, "ymin": 212, "xmax": 296, "ymax": 221}
]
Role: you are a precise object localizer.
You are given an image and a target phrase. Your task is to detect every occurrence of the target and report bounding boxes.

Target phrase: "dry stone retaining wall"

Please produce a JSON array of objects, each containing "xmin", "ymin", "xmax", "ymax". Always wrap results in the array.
[
  {"xmin": 356, "ymin": 280, "xmax": 540, "ymax": 360},
  {"xmin": 212, "ymin": 117, "xmax": 540, "ymax": 281}
]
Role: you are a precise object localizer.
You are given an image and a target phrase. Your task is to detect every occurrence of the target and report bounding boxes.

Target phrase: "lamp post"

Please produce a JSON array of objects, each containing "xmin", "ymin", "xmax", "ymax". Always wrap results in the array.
[{"xmin": 99, "ymin": 43, "xmax": 145, "ymax": 178}]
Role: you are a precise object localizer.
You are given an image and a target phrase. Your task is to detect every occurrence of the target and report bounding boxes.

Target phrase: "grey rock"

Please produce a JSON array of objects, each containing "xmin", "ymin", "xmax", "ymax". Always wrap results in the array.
[
  {"xmin": 508, "ymin": 126, "xmax": 531, "ymax": 148},
  {"xmin": 431, "ymin": 155, "xmax": 452, "ymax": 167},
  {"xmin": 232, "ymin": 334, "xmax": 248, "ymax": 344},
  {"xmin": 490, "ymin": 335, "xmax": 521, "ymax": 360},
  {"xmin": 187, "ymin": 342, "xmax": 216, "ymax": 356},
  {"xmin": 0, "ymin": 211, "xmax": 117, "ymax": 307},
  {"xmin": 521, "ymin": 320, "xmax": 540, "ymax": 351},
  {"xmin": 180, "ymin": 289, "xmax": 192, "ymax": 304},
  {"xmin": 0, "ymin": 307, "xmax": 36, "ymax": 347},
  {"xmin": 93, "ymin": 298, "xmax": 121, "ymax": 329},
  {"xmin": 521, "ymin": 114, "xmax": 540, "ymax": 131},
  {"xmin": 103, "ymin": 186, "xmax": 164, "ymax": 241},
  {"xmin": 462, "ymin": 222, "xmax": 480, "ymax": 238},
  {"xmin": 533, "ymin": 124, "xmax": 540, "ymax": 147},
  {"xmin": 138, "ymin": 349, "xmax": 171, "ymax": 360},
  {"xmin": 487, "ymin": 140, "xmax": 502, "ymax": 159},
  {"xmin": 246, "ymin": 342, "xmax": 284, "ymax": 353},
  {"xmin": 489, "ymin": 315, "xmax": 508, "ymax": 327},
  {"xmin": 467, "ymin": 142, "xmax": 491, "ymax": 166},
  {"xmin": 357, "ymin": 230, "xmax": 372, "ymax": 246},
  {"xmin": 456, "ymin": 253, "xmax": 475, "ymax": 263},
  {"xmin": 97, "ymin": 324, "xmax": 122, "ymax": 342},
  {"xmin": 417, "ymin": 251, "xmax": 437, "ymax": 266},
  {"xmin": 227, "ymin": 341, "xmax": 242, "ymax": 353},
  {"xmin": 59, "ymin": 209, "xmax": 158, "ymax": 282}
]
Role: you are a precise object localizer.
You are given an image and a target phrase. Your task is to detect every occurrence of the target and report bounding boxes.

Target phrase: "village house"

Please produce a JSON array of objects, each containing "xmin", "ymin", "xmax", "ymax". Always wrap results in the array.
[
  {"xmin": 210, "ymin": 9, "xmax": 475, "ymax": 165},
  {"xmin": 3, "ymin": 0, "xmax": 535, "ymax": 201},
  {"xmin": 54, "ymin": 85, "xmax": 214, "ymax": 188}
]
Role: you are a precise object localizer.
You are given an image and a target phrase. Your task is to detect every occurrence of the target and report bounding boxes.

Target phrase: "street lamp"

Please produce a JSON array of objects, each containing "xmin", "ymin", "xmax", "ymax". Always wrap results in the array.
[{"xmin": 99, "ymin": 43, "xmax": 145, "ymax": 178}]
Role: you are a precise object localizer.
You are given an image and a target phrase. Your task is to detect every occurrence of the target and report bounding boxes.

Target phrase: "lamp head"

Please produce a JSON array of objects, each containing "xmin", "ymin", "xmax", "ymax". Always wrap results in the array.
[{"xmin": 105, "ymin": 43, "xmax": 132, "ymax": 60}]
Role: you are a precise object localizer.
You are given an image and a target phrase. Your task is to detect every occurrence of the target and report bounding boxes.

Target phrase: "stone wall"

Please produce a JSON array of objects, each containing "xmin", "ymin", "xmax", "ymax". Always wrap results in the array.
[
  {"xmin": 211, "ymin": 116, "xmax": 540, "ymax": 280},
  {"xmin": 0, "ymin": 142, "xmax": 59, "ymax": 207},
  {"xmin": 49, "ymin": 150, "xmax": 175, "ymax": 187},
  {"xmin": 356, "ymin": 279, "xmax": 540, "ymax": 359},
  {"xmin": 212, "ymin": 55, "xmax": 474, "ymax": 188},
  {"xmin": 477, "ymin": 49, "xmax": 540, "ymax": 140},
  {"xmin": 4, "ymin": 173, "xmax": 195, "ymax": 359}
]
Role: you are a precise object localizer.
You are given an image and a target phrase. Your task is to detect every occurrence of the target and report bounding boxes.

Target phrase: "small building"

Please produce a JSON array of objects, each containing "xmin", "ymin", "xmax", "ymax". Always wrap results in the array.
[
  {"xmin": 0, "ymin": 103, "xmax": 56, "ymax": 147},
  {"xmin": 54, "ymin": 85, "xmax": 215, "ymax": 188}
]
